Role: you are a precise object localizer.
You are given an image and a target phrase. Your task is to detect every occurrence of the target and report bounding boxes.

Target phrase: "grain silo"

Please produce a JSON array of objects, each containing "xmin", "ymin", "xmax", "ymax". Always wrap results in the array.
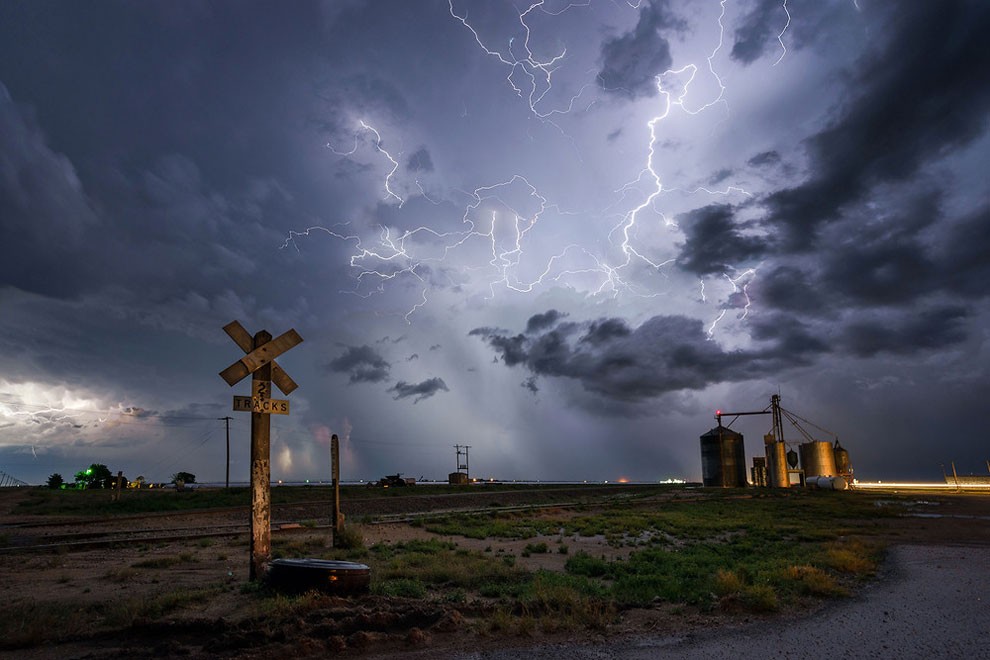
[
  {"xmin": 833, "ymin": 440, "xmax": 852, "ymax": 478},
  {"xmin": 799, "ymin": 440, "xmax": 837, "ymax": 478},
  {"xmin": 700, "ymin": 426, "xmax": 747, "ymax": 487}
]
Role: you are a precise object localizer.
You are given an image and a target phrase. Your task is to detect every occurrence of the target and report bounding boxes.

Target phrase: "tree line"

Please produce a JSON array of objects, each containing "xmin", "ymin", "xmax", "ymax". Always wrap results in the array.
[{"xmin": 45, "ymin": 464, "xmax": 196, "ymax": 489}]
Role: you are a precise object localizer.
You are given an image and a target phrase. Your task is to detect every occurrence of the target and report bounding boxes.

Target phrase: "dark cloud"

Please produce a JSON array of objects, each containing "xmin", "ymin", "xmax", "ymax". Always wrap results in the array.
[
  {"xmin": 747, "ymin": 150, "xmax": 780, "ymax": 168},
  {"xmin": 708, "ymin": 168, "xmax": 733, "ymax": 185},
  {"xmin": 521, "ymin": 376, "xmax": 539, "ymax": 394},
  {"xmin": 406, "ymin": 147, "xmax": 434, "ymax": 172},
  {"xmin": 598, "ymin": 1, "xmax": 680, "ymax": 99},
  {"xmin": 406, "ymin": 353, "xmax": 419, "ymax": 361},
  {"xmin": 747, "ymin": 314, "xmax": 830, "ymax": 357},
  {"xmin": 755, "ymin": 195, "xmax": 990, "ymax": 318},
  {"xmin": 327, "ymin": 345, "xmax": 391, "ymax": 383},
  {"xmin": 675, "ymin": 205, "xmax": 766, "ymax": 276},
  {"xmin": 389, "ymin": 377, "xmax": 449, "ymax": 403},
  {"xmin": 936, "ymin": 204, "xmax": 990, "ymax": 299},
  {"xmin": 471, "ymin": 329, "xmax": 528, "ymax": 366},
  {"xmin": 822, "ymin": 239, "xmax": 935, "ymax": 307},
  {"xmin": 765, "ymin": 2, "xmax": 990, "ymax": 250},
  {"xmin": 472, "ymin": 313, "xmax": 819, "ymax": 405},
  {"xmin": 730, "ymin": 0, "xmax": 787, "ymax": 65},
  {"xmin": 839, "ymin": 307, "xmax": 969, "ymax": 358},
  {"xmin": 752, "ymin": 265, "xmax": 826, "ymax": 314},
  {"xmin": 525, "ymin": 309, "xmax": 567, "ymax": 334},
  {"xmin": 580, "ymin": 318, "xmax": 631, "ymax": 345},
  {"xmin": 0, "ymin": 84, "xmax": 101, "ymax": 298},
  {"xmin": 428, "ymin": 344, "xmax": 441, "ymax": 351}
]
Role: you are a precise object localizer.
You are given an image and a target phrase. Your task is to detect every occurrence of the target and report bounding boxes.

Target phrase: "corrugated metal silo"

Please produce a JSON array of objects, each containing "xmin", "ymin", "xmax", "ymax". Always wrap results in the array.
[
  {"xmin": 764, "ymin": 435, "xmax": 789, "ymax": 488},
  {"xmin": 833, "ymin": 440, "xmax": 852, "ymax": 477},
  {"xmin": 799, "ymin": 441, "xmax": 837, "ymax": 478},
  {"xmin": 700, "ymin": 426, "xmax": 747, "ymax": 487}
]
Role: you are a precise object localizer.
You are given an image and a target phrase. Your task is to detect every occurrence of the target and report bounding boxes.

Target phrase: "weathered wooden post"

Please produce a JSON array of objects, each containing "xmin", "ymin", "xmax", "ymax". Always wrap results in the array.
[
  {"xmin": 250, "ymin": 330, "xmax": 273, "ymax": 579},
  {"xmin": 331, "ymin": 433, "xmax": 343, "ymax": 546},
  {"xmin": 219, "ymin": 320, "xmax": 302, "ymax": 581},
  {"xmin": 111, "ymin": 470, "xmax": 123, "ymax": 502}
]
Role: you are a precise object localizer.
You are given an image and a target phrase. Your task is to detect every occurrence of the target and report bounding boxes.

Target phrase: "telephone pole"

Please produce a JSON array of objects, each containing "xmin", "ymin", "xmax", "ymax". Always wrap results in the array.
[
  {"xmin": 218, "ymin": 416, "xmax": 233, "ymax": 489},
  {"xmin": 455, "ymin": 444, "xmax": 471, "ymax": 480}
]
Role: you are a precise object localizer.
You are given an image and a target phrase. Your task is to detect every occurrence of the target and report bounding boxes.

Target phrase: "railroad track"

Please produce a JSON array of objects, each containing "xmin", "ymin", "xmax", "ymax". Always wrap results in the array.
[{"xmin": 0, "ymin": 496, "xmax": 641, "ymax": 555}]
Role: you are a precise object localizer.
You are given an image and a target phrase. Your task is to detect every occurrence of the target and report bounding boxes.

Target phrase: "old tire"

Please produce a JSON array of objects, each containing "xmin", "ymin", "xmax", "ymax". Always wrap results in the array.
[{"xmin": 267, "ymin": 558, "xmax": 371, "ymax": 595}]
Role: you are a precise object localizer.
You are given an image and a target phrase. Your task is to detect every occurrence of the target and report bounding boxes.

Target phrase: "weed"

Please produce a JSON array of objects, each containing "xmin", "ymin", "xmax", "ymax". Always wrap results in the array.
[
  {"xmin": 104, "ymin": 567, "xmax": 138, "ymax": 583},
  {"xmin": 713, "ymin": 568, "xmax": 744, "ymax": 596},
  {"xmin": 272, "ymin": 535, "xmax": 326, "ymax": 558},
  {"xmin": 564, "ymin": 551, "xmax": 610, "ymax": 578},
  {"xmin": 824, "ymin": 539, "xmax": 882, "ymax": 576},
  {"xmin": 444, "ymin": 588, "xmax": 467, "ymax": 604},
  {"xmin": 740, "ymin": 584, "xmax": 779, "ymax": 612},
  {"xmin": 780, "ymin": 565, "xmax": 847, "ymax": 597},
  {"xmin": 131, "ymin": 554, "xmax": 194, "ymax": 569},
  {"xmin": 334, "ymin": 524, "xmax": 365, "ymax": 550},
  {"xmin": 524, "ymin": 542, "xmax": 549, "ymax": 555},
  {"xmin": 374, "ymin": 578, "xmax": 426, "ymax": 598}
]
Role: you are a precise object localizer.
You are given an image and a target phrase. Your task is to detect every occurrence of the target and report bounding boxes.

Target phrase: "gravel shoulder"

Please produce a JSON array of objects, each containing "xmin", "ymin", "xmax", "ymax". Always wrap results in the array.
[{"xmin": 440, "ymin": 544, "xmax": 990, "ymax": 660}]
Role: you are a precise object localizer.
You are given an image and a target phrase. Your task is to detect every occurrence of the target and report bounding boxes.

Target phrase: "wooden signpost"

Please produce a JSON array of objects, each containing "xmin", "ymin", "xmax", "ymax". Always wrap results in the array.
[{"xmin": 219, "ymin": 320, "xmax": 303, "ymax": 580}]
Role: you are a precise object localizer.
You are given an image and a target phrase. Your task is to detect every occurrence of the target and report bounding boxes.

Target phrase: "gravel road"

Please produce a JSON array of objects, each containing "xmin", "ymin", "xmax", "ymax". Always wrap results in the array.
[{"xmin": 457, "ymin": 544, "xmax": 990, "ymax": 660}]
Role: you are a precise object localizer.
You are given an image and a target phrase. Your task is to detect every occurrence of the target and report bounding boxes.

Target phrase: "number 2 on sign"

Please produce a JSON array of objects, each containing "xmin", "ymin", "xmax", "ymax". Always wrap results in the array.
[{"xmin": 255, "ymin": 380, "xmax": 270, "ymax": 400}]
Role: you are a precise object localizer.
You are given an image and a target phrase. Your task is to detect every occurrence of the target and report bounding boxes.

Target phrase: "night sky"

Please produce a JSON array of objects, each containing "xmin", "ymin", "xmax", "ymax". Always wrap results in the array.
[{"xmin": 1, "ymin": 0, "xmax": 988, "ymax": 486}]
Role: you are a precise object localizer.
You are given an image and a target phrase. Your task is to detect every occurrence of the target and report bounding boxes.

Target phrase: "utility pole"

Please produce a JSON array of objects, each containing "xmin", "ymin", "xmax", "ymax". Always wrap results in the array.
[
  {"xmin": 455, "ymin": 444, "xmax": 471, "ymax": 480},
  {"xmin": 218, "ymin": 416, "xmax": 233, "ymax": 489}
]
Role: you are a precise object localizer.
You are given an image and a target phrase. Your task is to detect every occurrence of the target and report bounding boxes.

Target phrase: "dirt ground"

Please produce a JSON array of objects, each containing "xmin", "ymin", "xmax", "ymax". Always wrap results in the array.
[{"xmin": 2, "ymin": 487, "xmax": 988, "ymax": 658}]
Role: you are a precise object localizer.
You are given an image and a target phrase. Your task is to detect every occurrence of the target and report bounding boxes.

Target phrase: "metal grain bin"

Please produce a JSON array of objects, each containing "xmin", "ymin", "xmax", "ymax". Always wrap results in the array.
[
  {"xmin": 765, "ymin": 436, "xmax": 789, "ymax": 488},
  {"xmin": 799, "ymin": 441, "xmax": 837, "ymax": 478},
  {"xmin": 700, "ymin": 426, "xmax": 747, "ymax": 487},
  {"xmin": 833, "ymin": 440, "xmax": 852, "ymax": 477}
]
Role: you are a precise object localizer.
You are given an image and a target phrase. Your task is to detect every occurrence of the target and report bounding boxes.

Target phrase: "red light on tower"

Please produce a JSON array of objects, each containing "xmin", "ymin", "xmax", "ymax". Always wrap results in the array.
[{"xmin": 716, "ymin": 409, "xmax": 721, "ymax": 416}]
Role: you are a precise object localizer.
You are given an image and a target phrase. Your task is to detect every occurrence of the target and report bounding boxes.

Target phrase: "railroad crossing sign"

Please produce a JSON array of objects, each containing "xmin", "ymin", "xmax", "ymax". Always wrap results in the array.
[
  {"xmin": 233, "ymin": 395, "xmax": 289, "ymax": 415},
  {"xmin": 219, "ymin": 320, "xmax": 301, "ymax": 395},
  {"xmin": 219, "ymin": 320, "xmax": 303, "ymax": 580}
]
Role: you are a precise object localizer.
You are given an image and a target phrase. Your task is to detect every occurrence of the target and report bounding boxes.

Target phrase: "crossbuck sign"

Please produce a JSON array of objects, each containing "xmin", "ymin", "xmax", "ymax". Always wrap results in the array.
[{"xmin": 219, "ymin": 320, "xmax": 303, "ymax": 580}]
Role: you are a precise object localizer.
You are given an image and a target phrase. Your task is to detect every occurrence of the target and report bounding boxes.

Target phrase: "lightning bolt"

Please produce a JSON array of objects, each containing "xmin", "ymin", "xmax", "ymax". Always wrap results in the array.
[
  {"xmin": 358, "ymin": 120, "xmax": 404, "ymax": 207},
  {"xmin": 447, "ymin": 0, "xmax": 594, "ymax": 123},
  {"xmin": 773, "ymin": 0, "xmax": 791, "ymax": 66},
  {"xmin": 287, "ymin": 1, "xmax": 779, "ymax": 324}
]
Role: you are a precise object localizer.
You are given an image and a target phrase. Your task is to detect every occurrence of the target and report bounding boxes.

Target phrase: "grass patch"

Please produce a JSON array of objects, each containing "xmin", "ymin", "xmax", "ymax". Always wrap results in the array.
[
  {"xmin": 271, "ymin": 535, "xmax": 327, "ymax": 559},
  {"xmin": 823, "ymin": 538, "xmax": 884, "ymax": 576},
  {"xmin": 131, "ymin": 553, "xmax": 195, "ymax": 569},
  {"xmin": 1, "ymin": 485, "xmax": 900, "ymax": 648},
  {"xmin": 373, "ymin": 578, "xmax": 427, "ymax": 598},
  {"xmin": 0, "ymin": 586, "xmax": 222, "ymax": 650},
  {"xmin": 521, "ymin": 540, "xmax": 552, "ymax": 557}
]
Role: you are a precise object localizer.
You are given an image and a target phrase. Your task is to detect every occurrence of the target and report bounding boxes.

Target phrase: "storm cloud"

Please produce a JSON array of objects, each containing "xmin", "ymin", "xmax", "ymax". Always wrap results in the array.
[
  {"xmin": 472, "ymin": 311, "xmax": 817, "ymax": 405},
  {"xmin": 598, "ymin": 1, "xmax": 680, "ymax": 99},
  {"xmin": 675, "ymin": 204, "xmax": 766, "ymax": 276},
  {"xmin": 764, "ymin": 2, "xmax": 990, "ymax": 250},
  {"xmin": 388, "ymin": 377, "xmax": 449, "ymax": 403},
  {"xmin": 327, "ymin": 345, "xmax": 391, "ymax": 384}
]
